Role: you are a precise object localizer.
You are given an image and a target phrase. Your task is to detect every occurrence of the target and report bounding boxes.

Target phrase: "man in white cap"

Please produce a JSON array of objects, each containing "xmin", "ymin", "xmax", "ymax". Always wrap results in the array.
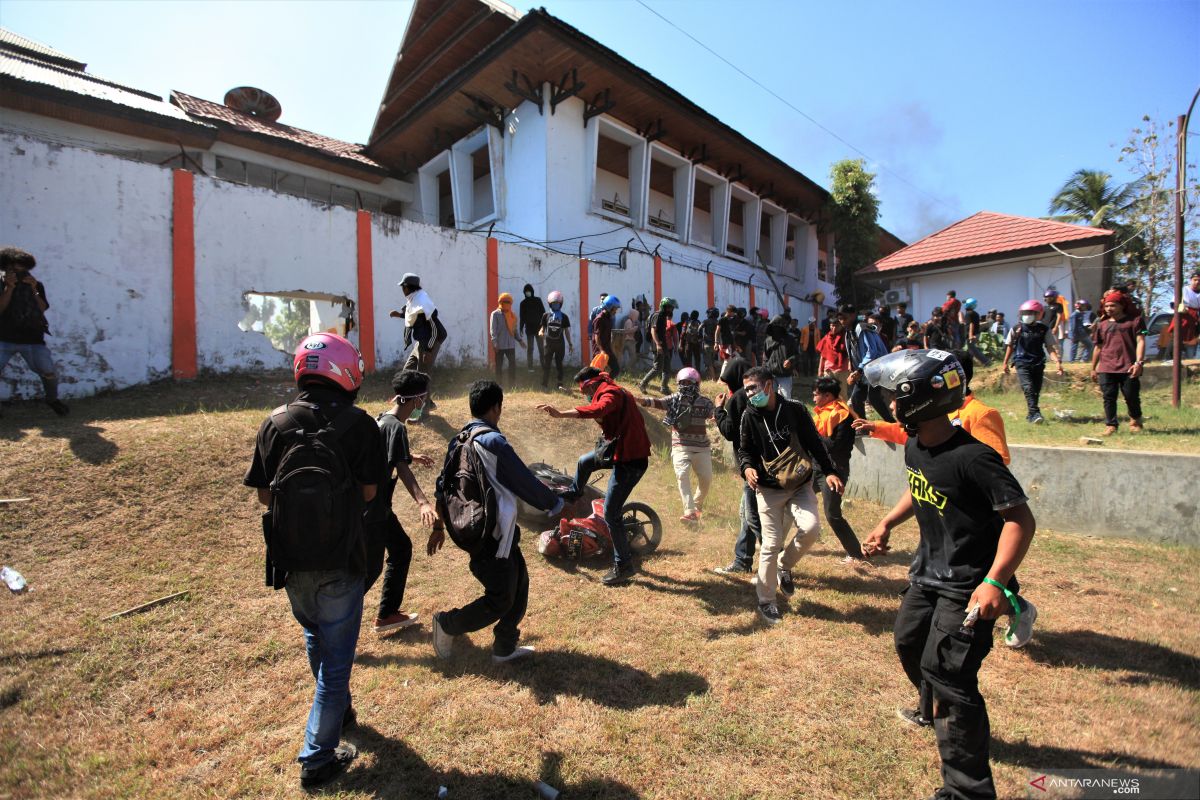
[{"xmin": 389, "ymin": 273, "xmax": 447, "ymax": 416}]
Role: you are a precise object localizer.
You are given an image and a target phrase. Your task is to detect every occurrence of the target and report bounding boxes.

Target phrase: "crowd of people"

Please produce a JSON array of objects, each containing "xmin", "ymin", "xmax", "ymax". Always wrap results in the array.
[{"xmin": 3, "ymin": 248, "xmax": 1193, "ymax": 798}]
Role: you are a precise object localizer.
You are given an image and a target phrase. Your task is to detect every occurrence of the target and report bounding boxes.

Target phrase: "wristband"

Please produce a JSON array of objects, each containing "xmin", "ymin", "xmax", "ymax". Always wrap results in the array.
[{"xmin": 982, "ymin": 576, "xmax": 1021, "ymax": 633}]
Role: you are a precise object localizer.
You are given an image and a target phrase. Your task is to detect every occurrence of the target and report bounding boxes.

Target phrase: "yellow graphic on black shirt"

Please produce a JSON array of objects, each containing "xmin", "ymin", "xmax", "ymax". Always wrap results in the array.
[{"xmin": 907, "ymin": 467, "xmax": 947, "ymax": 512}]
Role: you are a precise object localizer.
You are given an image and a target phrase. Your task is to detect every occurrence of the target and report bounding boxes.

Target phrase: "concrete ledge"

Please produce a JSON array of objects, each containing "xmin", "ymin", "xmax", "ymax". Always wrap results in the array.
[{"xmin": 844, "ymin": 437, "xmax": 1198, "ymax": 546}]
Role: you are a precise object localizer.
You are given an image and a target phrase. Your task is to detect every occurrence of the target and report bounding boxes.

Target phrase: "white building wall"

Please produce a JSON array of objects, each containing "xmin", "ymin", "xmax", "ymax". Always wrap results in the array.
[{"xmin": 0, "ymin": 133, "xmax": 173, "ymax": 399}]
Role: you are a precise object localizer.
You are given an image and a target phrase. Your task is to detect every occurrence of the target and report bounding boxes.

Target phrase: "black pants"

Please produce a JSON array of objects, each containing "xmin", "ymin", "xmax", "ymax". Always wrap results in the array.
[
  {"xmin": 525, "ymin": 334, "xmax": 543, "ymax": 370},
  {"xmin": 815, "ymin": 468, "xmax": 861, "ymax": 558},
  {"xmin": 495, "ymin": 348, "xmax": 517, "ymax": 386},
  {"xmin": 542, "ymin": 339, "xmax": 565, "ymax": 387},
  {"xmin": 732, "ymin": 482, "xmax": 763, "ymax": 568},
  {"xmin": 849, "ymin": 378, "xmax": 891, "ymax": 420},
  {"xmin": 894, "ymin": 585, "xmax": 997, "ymax": 799},
  {"xmin": 441, "ymin": 534, "xmax": 529, "ymax": 657},
  {"xmin": 364, "ymin": 513, "xmax": 413, "ymax": 619},
  {"xmin": 1098, "ymin": 372, "xmax": 1142, "ymax": 426},
  {"xmin": 685, "ymin": 341, "xmax": 703, "ymax": 371},
  {"xmin": 1014, "ymin": 364, "xmax": 1044, "ymax": 420},
  {"xmin": 603, "ymin": 348, "xmax": 621, "ymax": 380},
  {"xmin": 640, "ymin": 347, "xmax": 673, "ymax": 391}
]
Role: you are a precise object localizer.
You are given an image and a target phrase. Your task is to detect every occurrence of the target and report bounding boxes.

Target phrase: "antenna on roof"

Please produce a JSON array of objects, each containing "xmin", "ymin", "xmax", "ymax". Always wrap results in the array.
[{"xmin": 223, "ymin": 86, "xmax": 282, "ymax": 122}]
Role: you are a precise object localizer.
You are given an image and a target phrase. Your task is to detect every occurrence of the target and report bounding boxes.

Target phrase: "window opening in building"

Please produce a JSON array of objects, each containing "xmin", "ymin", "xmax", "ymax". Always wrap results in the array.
[
  {"xmin": 690, "ymin": 167, "xmax": 727, "ymax": 250},
  {"xmin": 726, "ymin": 196, "xmax": 746, "ymax": 258},
  {"xmin": 646, "ymin": 145, "xmax": 690, "ymax": 238},
  {"xmin": 596, "ymin": 132, "xmax": 632, "ymax": 217},
  {"xmin": 240, "ymin": 291, "xmax": 356, "ymax": 354}
]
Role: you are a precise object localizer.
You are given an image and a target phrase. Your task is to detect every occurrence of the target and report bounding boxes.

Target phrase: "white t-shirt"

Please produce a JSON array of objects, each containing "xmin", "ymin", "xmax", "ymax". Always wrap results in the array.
[{"xmin": 1184, "ymin": 284, "xmax": 1200, "ymax": 311}]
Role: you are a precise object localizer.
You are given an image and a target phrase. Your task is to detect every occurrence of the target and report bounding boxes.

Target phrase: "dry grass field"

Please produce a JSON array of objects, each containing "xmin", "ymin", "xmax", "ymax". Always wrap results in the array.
[{"xmin": 1, "ymin": 370, "xmax": 1197, "ymax": 799}]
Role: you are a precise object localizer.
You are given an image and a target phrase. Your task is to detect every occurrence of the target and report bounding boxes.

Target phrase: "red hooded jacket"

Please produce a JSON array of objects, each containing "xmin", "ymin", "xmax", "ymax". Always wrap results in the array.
[{"xmin": 574, "ymin": 380, "xmax": 651, "ymax": 462}]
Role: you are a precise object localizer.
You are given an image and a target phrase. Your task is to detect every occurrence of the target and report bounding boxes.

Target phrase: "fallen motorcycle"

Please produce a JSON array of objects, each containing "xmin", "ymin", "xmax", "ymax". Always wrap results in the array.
[{"xmin": 516, "ymin": 462, "xmax": 663, "ymax": 558}]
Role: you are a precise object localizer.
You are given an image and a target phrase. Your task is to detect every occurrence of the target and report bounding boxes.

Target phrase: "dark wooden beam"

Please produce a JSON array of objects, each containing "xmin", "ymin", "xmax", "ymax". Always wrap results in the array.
[
  {"xmin": 685, "ymin": 143, "xmax": 709, "ymax": 165},
  {"xmin": 725, "ymin": 163, "xmax": 745, "ymax": 184},
  {"xmin": 461, "ymin": 92, "xmax": 507, "ymax": 134},
  {"xmin": 638, "ymin": 117, "xmax": 666, "ymax": 144},
  {"xmin": 583, "ymin": 88, "xmax": 616, "ymax": 124},
  {"xmin": 503, "ymin": 69, "xmax": 544, "ymax": 114},
  {"xmin": 549, "ymin": 67, "xmax": 586, "ymax": 114}
]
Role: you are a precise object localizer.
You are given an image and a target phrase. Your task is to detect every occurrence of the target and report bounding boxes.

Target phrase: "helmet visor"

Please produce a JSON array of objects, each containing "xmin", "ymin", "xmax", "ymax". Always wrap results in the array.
[{"xmin": 862, "ymin": 350, "xmax": 929, "ymax": 392}]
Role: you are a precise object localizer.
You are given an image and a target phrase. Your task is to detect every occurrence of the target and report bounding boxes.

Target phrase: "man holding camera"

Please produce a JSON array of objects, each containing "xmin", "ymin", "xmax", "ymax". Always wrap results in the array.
[{"xmin": 0, "ymin": 247, "xmax": 68, "ymax": 416}]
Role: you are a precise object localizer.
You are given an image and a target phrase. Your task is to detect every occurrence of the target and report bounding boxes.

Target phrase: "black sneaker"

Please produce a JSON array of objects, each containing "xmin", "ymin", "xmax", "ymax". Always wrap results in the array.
[
  {"xmin": 300, "ymin": 742, "xmax": 357, "ymax": 789},
  {"xmin": 758, "ymin": 602, "xmax": 783, "ymax": 625},
  {"xmin": 342, "ymin": 705, "xmax": 357, "ymax": 733},
  {"xmin": 601, "ymin": 561, "xmax": 638, "ymax": 586},
  {"xmin": 713, "ymin": 561, "xmax": 753, "ymax": 575},
  {"xmin": 778, "ymin": 568, "xmax": 795, "ymax": 597},
  {"xmin": 46, "ymin": 399, "xmax": 69, "ymax": 416},
  {"xmin": 897, "ymin": 707, "xmax": 933, "ymax": 728}
]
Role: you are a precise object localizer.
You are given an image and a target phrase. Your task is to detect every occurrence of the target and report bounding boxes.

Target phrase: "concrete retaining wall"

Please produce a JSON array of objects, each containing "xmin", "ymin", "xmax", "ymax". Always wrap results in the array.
[{"xmin": 844, "ymin": 437, "xmax": 1199, "ymax": 545}]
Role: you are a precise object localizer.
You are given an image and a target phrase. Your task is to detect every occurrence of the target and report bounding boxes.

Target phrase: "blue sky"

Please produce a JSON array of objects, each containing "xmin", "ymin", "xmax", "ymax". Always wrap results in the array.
[{"xmin": 3, "ymin": 0, "xmax": 1197, "ymax": 243}]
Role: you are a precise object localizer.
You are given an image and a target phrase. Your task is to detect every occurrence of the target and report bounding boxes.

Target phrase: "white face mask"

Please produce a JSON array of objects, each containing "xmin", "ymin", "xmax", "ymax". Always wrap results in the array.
[{"xmin": 1020, "ymin": 313, "xmax": 1037, "ymax": 324}]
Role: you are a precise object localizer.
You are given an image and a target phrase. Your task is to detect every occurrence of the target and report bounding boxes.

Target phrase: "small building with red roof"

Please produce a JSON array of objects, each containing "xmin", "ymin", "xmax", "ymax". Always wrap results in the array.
[{"xmin": 861, "ymin": 211, "xmax": 1113, "ymax": 323}]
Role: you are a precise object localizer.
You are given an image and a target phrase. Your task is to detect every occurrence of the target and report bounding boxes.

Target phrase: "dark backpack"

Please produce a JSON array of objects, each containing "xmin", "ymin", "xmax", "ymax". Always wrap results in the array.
[
  {"xmin": 435, "ymin": 425, "xmax": 498, "ymax": 554},
  {"xmin": 2, "ymin": 280, "xmax": 49, "ymax": 336},
  {"xmin": 266, "ymin": 402, "xmax": 362, "ymax": 573}
]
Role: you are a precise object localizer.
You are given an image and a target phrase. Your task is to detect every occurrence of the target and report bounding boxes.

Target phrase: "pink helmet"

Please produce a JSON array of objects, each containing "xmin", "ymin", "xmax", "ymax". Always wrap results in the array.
[
  {"xmin": 676, "ymin": 367, "xmax": 701, "ymax": 384},
  {"xmin": 547, "ymin": 290, "xmax": 563, "ymax": 304},
  {"xmin": 1019, "ymin": 300, "xmax": 1044, "ymax": 314},
  {"xmin": 293, "ymin": 332, "xmax": 364, "ymax": 392},
  {"xmin": 758, "ymin": 308, "xmax": 769, "ymax": 319}
]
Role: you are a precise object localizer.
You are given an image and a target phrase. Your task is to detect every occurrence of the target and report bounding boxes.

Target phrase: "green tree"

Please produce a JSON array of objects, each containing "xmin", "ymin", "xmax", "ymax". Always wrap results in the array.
[
  {"xmin": 1047, "ymin": 169, "xmax": 1136, "ymax": 228},
  {"xmin": 264, "ymin": 298, "xmax": 311, "ymax": 353},
  {"xmin": 827, "ymin": 159, "xmax": 880, "ymax": 306}
]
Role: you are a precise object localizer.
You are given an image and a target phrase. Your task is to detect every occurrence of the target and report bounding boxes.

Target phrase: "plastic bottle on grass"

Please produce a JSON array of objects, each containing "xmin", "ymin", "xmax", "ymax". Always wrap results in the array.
[{"xmin": 2, "ymin": 566, "xmax": 27, "ymax": 593}]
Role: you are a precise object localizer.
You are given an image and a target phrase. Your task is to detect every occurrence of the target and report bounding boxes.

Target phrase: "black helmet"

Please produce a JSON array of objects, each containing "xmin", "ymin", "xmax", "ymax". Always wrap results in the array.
[{"xmin": 863, "ymin": 349, "xmax": 965, "ymax": 428}]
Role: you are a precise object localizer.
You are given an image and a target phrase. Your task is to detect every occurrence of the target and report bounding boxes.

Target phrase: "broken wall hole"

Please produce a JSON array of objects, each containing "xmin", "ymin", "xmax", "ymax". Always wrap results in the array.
[{"xmin": 239, "ymin": 291, "xmax": 355, "ymax": 354}]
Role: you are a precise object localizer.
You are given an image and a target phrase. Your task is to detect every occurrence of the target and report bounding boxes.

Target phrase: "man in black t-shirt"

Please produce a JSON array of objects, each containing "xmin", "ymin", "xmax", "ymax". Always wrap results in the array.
[
  {"xmin": 366, "ymin": 370, "xmax": 443, "ymax": 636},
  {"xmin": 0, "ymin": 248, "xmax": 68, "ymax": 416},
  {"xmin": 244, "ymin": 333, "xmax": 385, "ymax": 790},
  {"xmin": 861, "ymin": 349, "xmax": 1035, "ymax": 800},
  {"xmin": 639, "ymin": 297, "xmax": 677, "ymax": 394}
]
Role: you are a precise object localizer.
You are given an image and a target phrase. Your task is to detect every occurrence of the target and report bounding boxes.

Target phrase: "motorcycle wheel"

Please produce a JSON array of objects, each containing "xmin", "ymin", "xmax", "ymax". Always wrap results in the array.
[{"xmin": 622, "ymin": 502, "xmax": 663, "ymax": 555}]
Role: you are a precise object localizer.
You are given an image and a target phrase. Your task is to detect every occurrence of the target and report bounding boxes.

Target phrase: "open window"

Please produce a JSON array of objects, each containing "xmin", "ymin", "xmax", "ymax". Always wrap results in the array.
[
  {"xmin": 726, "ymin": 184, "xmax": 758, "ymax": 261},
  {"xmin": 646, "ymin": 144, "xmax": 691, "ymax": 239},
  {"xmin": 689, "ymin": 166, "xmax": 728, "ymax": 251},
  {"xmin": 759, "ymin": 201, "xmax": 787, "ymax": 269},
  {"xmin": 417, "ymin": 150, "xmax": 455, "ymax": 228},
  {"xmin": 240, "ymin": 291, "xmax": 356, "ymax": 354},
  {"xmin": 783, "ymin": 216, "xmax": 810, "ymax": 279},
  {"xmin": 451, "ymin": 127, "xmax": 502, "ymax": 229},
  {"xmin": 817, "ymin": 230, "xmax": 835, "ymax": 283},
  {"xmin": 588, "ymin": 117, "xmax": 646, "ymax": 223}
]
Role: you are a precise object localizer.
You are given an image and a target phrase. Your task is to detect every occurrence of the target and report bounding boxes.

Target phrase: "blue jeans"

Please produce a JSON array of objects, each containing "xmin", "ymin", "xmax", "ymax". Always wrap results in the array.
[
  {"xmin": 1070, "ymin": 337, "xmax": 1094, "ymax": 363},
  {"xmin": 733, "ymin": 482, "xmax": 762, "ymax": 568},
  {"xmin": 284, "ymin": 569, "xmax": 364, "ymax": 769},
  {"xmin": 0, "ymin": 341, "xmax": 59, "ymax": 399},
  {"xmin": 572, "ymin": 453, "xmax": 648, "ymax": 565}
]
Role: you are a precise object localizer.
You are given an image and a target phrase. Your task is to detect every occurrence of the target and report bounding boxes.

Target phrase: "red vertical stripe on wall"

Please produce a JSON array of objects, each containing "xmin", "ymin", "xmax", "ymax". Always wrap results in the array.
[
  {"xmin": 355, "ymin": 210, "xmax": 375, "ymax": 374},
  {"xmin": 171, "ymin": 169, "xmax": 197, "ymax": 380},
  {"xmin": 579, "ymin": 258, "xmax": 590, "ymax": 364},
  {"xmin": 706, "ymin": 271, "xmax": 715, "ymax": 308},
  {"xmin": 653, "ymin": 254, "xmax": 662, "ymax": 305},
  {"xmin": 487, "ymin": 237, "xmax": 499, "ymax": 365},
  {"xmin": 749, "ymin": 283, "xmax": 756, "ymax": 309}
]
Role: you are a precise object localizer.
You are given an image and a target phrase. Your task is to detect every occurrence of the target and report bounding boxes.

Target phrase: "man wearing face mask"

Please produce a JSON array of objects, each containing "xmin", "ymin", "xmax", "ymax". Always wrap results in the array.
[
  {"xmin": 538, "ymin": 290, "xmax": 573, "ymax": 390},
  {"xmin": 841, "ymin": 304, "xmax": 890, "ymax": 419},
  {"xmin": 1002, "ymin": 300, "xmax": 1063, "ymax": 425},
  {"xmin": 536, "ymin": 367, "xmax": 651, "ymax": 586},
  {"xmin": 737, "ymin": 367, "xmax": 844, "ymax": 624},
  {"xmin": 490, "ymin": 293, "xmax": 524, "ymax": 388},
  {"xmin": 389, "ymin": 273, "xmax": 447, "ymax": 417},
  {"xmin": 519, "ymin": 283, "xmax": 545, "ymax": 373}
]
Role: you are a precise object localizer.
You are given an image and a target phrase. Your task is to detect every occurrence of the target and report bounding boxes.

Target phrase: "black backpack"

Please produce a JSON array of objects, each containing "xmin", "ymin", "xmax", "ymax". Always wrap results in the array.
[
  {"xmin": 2, "ymin": 280, "xmax": 49, "ymax": 336},
  {"xmin": 435, "ymin": 425, "xmax": 498, "ymax": 554},
  {"xmin": 266, "ymin": 402, "xmax": 362, "ymax": 573}
]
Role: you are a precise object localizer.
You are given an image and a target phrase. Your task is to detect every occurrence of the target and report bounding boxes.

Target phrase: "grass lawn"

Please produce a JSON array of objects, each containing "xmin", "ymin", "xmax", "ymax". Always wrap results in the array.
[
  {"xmin": 970, "ymin": 361, "xmax": 1200, "ymax": 453},
  {"xmin": 1, "ymin": 370, "xmax": 1197, "ymax": 799}
]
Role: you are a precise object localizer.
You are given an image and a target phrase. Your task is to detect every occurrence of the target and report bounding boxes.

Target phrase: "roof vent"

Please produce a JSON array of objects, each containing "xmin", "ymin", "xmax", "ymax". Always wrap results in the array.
[{"xmin": 223, "ymin": 86, "xmax": 282, "ymax": 122}]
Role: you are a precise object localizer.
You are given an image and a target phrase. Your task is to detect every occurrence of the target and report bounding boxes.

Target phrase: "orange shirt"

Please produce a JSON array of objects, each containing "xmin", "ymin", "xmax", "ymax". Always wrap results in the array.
[
  {"xmin": 812, "ymin": 399, "xmax": 855, "ymax": 437},
  {"xmin": 869, "ymin": 394, "xmax": 1011, "ymax": 464}
]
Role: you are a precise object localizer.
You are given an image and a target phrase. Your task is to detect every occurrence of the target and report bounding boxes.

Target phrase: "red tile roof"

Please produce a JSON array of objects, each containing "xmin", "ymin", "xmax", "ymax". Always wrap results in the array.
[
  {"xmin": 170, "ymin": 91, "xmax": 383, "ymax": 170},
  {"xmin": 867, "ymin": 211, "xmax": 1112, "ymax": 273}
]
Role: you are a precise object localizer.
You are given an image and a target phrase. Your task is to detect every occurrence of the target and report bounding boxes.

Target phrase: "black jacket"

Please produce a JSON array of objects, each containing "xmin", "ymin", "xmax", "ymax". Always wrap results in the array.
[
  {"xmin": 519, "ymin": 284, "xmax": 545, "ymax": 336},
  {"xmin": 737, "ymin": 396, "xmax": 840, "ymax": 489},
  {"xmin": 817, "ymin": 413, "xmax": 855, "ymax": 476},
  {"xmin": 764, "ymin": 316, "xmax": 798, "ymax": 377},
  {"xmin": 713, "ymin": 388, "xmax": 749, "ymax": 451}
]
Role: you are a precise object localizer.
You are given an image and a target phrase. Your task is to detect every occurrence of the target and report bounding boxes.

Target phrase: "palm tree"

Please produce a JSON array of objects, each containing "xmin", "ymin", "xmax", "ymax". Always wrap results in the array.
[{"xmin": 1047, "ymin": 169, "xmax": 1137, "ymax": 228}]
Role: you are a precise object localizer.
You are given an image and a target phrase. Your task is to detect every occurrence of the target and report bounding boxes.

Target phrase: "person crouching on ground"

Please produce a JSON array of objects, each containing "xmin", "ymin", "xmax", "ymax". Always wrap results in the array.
[
  {"xmin": 430, "ymin": 380, "xmax": 564, "ymax": 662},
  {"xmin": 536, "ymin": 367, "xmax": 651, "ymax": 586},
  {"xmin": 490, "ymin": 292, "xmax": 524, "ymax": 388},
  {"xmin": 737, "ymin": 367, "xmax": 844, "ymax": 625},
  {"xmin": 860, "ymin": 349, "xmax": 1036, "ymax": 800},
  {"xmin": 635, "ymin": 367, "xmax": 715, "ymax": 524},
  {"xmin": 809, "ymin": 377, "xmax": 867, "ymax": 566},
  {"xmin": 243, "ymin": 333, "xmax": 385, "ymax": 790},
  {"xmin": 365, "ymin": 369, "xmax": 443, "ymax": 637}
]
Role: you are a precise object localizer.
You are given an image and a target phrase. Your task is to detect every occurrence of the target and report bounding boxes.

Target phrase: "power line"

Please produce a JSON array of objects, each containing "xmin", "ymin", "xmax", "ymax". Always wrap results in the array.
[{"xmin": 633, "ymin": 0, "xmax": 957, "ymax": 214}]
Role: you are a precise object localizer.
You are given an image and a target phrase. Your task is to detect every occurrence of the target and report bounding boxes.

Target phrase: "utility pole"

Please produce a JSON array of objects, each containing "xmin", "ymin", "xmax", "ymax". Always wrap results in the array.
[{"xmin": 1174, "ymin": 87, "xmax": 1200, "ymax": 408}]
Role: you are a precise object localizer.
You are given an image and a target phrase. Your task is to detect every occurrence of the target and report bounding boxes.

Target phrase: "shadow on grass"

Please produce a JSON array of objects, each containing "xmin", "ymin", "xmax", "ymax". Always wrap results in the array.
[
  {"xmin": 357, "ymin": 646, "xmax": 708, "ymax": 711},
  {"xmin": 0, "ymin": 647, "xmax": 77, "ymax": 665},
  {"xmin": 992, "ymin": 736, "xmax": 1191, "ymax": 776},
  {"xmin": 1022, "ymin": 629, "xmax": 1200, "ymax": 691},
  {"xmin": 794, "ymin": 567, "xmax": 909, "ymax": 600},
  {"xmin": 342, "ymin": 726, "xmax": 641, "ymax": 798},
  {"xmin": 0, "ymin": 414, "xmax": 118, "ymax": 465},
  {"xmin": 636, "ymin": 566, "xmax": 756, "ymax": 617},
  {"xmin": 797, "ymin": 600, "xmax": 897, "ymax": 636}
]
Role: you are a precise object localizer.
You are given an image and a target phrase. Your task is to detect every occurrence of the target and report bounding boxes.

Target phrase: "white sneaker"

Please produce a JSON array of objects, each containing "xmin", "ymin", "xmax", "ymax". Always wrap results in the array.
[
  {"xmin": 1004, "ymin": 599, "xmax": 1038, "ymax": 648},
  {"xmin": 432, "ymin": 612, "xmax": 457, "ymax": 660},
  {"xmin": 492, "ymin": 645, "xmax": 535, "ymax": 664}
]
